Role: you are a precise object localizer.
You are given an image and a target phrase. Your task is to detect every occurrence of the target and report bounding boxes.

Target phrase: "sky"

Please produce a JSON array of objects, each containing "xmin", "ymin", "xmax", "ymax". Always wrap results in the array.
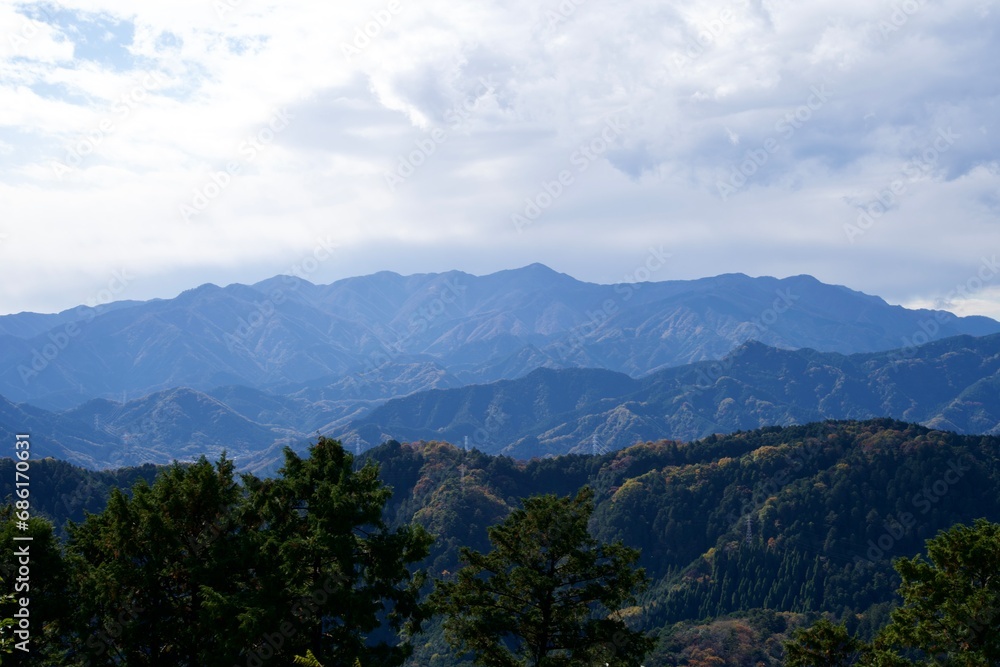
[{"xmin": 0, "ymin": 0, "xmax": 999, "ymax": 318}]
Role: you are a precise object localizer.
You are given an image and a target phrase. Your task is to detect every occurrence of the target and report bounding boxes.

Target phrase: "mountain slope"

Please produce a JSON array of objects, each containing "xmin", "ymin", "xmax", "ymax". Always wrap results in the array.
[
  {"xmin": 344, "ymin": 333, "xmax": 1000, "ymax": 457},
  {"xmin": 0, "ymin": 387, "xmax": 312, "ymax": 469},
  {"xmin": 1, "ymin": 266, "xmax": 996, "ymax": 409},
  {"xmin": 7, "ymin": 420, "xmax": 1000, "ymax": 666},
  {"xmin": 360, "ymin": 420, "xmax": 1000, "ymax": 666},
  {"xmin": 2, "ymin": 333, "xmax": 1000, "ymax": 469}
]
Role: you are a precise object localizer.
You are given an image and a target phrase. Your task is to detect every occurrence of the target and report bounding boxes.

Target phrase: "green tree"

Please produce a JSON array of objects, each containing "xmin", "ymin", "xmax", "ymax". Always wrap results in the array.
[
  {"xmin": 785, "ymin": 519, "xmax": 1000, "ymax": 667},
  {"xmin": 251, "ymin": 437, "xmax": 432, "ymax": 667},
  {"xmin": 293, "ymin": 649, "xmax": 325, "ymax": 666},
  {"xmin": 784, "ymin": 619, "xmax": 863, "ymax": 667},
  {"xmin": 64, "ymin": 439, "xmax": 432, "ymax": 666},
  {"xmin": 64, "ymin": 455, "xmax": 269, "ymax": 665},
  {"xmin": 0, "ymin": 574, "xmax": 14, "ymax": 656},
  {"xmin": 880, "ymin": 518, "xmax": 1000, "ymax": 666},
  {"xmin": 0, "ymin": 508, "xmax": 71, "ymax": 663},
  {"xmin": 433, "ymin": 487, "xmax": 653, "ymax": 667}
]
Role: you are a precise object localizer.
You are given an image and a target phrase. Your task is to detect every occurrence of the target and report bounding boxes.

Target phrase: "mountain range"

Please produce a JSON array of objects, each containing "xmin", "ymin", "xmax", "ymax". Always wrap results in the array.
[
  {"xmin": 0, "ymin": 267, "xmax": 1000, "ymax": 471},
  {"xmin": 344, "ymin": 332, "xmax": 1000, "ymax": 457},
  {"xmin": 1, "ymin": 265, "xmax": 999, "ymax": 469},
  {"xmin": 3, "ymin": 265, "xmax": 996, "ymax": 408}
]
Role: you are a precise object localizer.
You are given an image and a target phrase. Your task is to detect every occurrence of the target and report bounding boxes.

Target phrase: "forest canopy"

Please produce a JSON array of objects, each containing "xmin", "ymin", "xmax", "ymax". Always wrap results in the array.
[{"xmin": 1, "ymin": 420, "xmax": 999, "ymax": 666}]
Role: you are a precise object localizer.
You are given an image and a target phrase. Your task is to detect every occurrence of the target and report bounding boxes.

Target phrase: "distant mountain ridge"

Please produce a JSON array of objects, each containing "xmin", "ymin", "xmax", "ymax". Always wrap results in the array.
[{"xmin": 1, "ymin": 265, "xmax": 996, "ymax": 412}]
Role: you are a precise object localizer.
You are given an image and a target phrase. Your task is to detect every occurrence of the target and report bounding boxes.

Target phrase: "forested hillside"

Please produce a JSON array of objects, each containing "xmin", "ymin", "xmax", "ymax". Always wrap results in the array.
[
  {"xmin": 0, "ymin": 458, "xmax": 160, "ymax": 538},
  {"xmin": 345, "ymin": 333, "xmax": 1000, "ymax": 456},
  {"xmin": 2, "ymin": 419, "xmax": 999, "ymax": 664},
  {"xmin": 8, "ymin": 332, "xmax": 1000, "ymax": 470},
  {"xmin": 363, "ymin": 419, "xmax": 1000, "ymax": 665}
]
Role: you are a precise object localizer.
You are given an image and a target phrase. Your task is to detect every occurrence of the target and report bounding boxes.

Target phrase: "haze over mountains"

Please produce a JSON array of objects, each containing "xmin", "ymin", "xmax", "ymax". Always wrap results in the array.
[{"xmin": 1, "ymin": 264, "xmax": 999, "ymax": 469}]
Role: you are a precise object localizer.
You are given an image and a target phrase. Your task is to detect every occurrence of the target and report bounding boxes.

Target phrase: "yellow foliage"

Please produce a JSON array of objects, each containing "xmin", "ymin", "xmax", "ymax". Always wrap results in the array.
[{"xmin": 611, "ymin": 477, "xmax": 645, "ymax": 501}]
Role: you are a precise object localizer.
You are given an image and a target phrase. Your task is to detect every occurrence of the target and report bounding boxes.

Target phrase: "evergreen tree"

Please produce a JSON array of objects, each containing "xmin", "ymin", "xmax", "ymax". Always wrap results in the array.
[
  {"xmin": 0, "ymin": 508, "xmax": 71, "ymax": 663},
  {"xmin": 0, "ymin": 574, "xmax": 16, "ymax": 655},
  {"xmin": 880, "ymin": 518, "xmax": 1000, "ymax": 666},
  {"xmin": 785, "ymin": 519, "xmax": 1000, "ymax": 667},
  {"xmin": 784, "ymin": 619, "xmax": 862, "ymax": 667},
  {"xmin": 252, "ymin": 437, "xmax": 432, "ymax": 667},
  {"xmin": 433, "ymin": 487, "xmax": 653, "ymax": 667},
  {"xmin": 62, "ymin": 438, "xmax": 431, "ymax": 666},
  {"xmin": 64, "ymin": 456, "xmax": 263, "ymax": 665}
]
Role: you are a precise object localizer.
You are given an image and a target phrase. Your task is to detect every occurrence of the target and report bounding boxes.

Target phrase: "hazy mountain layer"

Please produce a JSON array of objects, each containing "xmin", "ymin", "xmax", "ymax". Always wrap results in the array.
[
  {"xmin": 343, "ymin": 333, "xmax": 1000, "ymax": 457},
  {"xmin": 2, "ymin": 265, "xmax": 995, "ymax": 409},
  {"xmin": 3, "ymin": 333, "xmax": 999, "ymax": 469}
]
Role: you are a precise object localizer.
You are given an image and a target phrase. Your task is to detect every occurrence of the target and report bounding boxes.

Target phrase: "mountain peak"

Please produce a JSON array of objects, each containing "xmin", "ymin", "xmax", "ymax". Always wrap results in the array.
[
  {"xmin": 175, "ymin": 283, "xmax": 221, "ymax": 300},
  {"xmin": 485, "ymin": 263, "xmax": 579, "ymax": 285},
  {"xmin": 521, "ymin": 262, "xmax": 557, "ymax": 272},
  {"xmin": 251, "ymin": 275, "xmax": 317, "ymax": 292}
]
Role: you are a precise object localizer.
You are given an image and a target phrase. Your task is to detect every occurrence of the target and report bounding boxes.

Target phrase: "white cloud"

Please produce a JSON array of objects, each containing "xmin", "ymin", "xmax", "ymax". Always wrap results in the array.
[{"xmin": 0, "ymin": 0, "xmax": 998, "ymax": 321}]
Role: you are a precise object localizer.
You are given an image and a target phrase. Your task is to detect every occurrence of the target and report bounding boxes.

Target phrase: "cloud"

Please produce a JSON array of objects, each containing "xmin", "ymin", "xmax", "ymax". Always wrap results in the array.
[{"xmin": 0, "ymin": 0, "xmax": 997, "ymax": 320}]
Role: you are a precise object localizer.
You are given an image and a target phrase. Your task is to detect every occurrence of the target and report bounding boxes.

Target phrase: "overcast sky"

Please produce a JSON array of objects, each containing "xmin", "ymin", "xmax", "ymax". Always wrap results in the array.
[{"xmin": 1, "ymin": 0, "xmax": 999, "ymax": 318}]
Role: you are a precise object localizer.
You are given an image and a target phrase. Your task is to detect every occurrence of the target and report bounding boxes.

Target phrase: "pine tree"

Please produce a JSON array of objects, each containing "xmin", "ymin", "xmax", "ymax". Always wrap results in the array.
[
  {"xmin": 253, "ymin": 437, "xmax": 432, "ymax": 667},
  {"xmin": 433, "ymin": 487, "xmax": 653, "ymax": 667},
  {"xmin": 784, "ymin": 619, "xmax": 862, "ymax": 667},
  {"xmin": 64, "ymin": 456, "xmax": 260, "ymax": 665},
  {"xmin": 880, "ymin": 518, "xmax": 1000, "ymax": 665},
  {"xmin": 62, "ymin": 439, "xmax": 432, "ymax": 666},
  {"xmin": 784, "ymin": 519, "xmax": 1000, "ymax": 666},
  {"xmin": 0, "ymin": 507, "xmax": 73, "ymax": 662}
]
